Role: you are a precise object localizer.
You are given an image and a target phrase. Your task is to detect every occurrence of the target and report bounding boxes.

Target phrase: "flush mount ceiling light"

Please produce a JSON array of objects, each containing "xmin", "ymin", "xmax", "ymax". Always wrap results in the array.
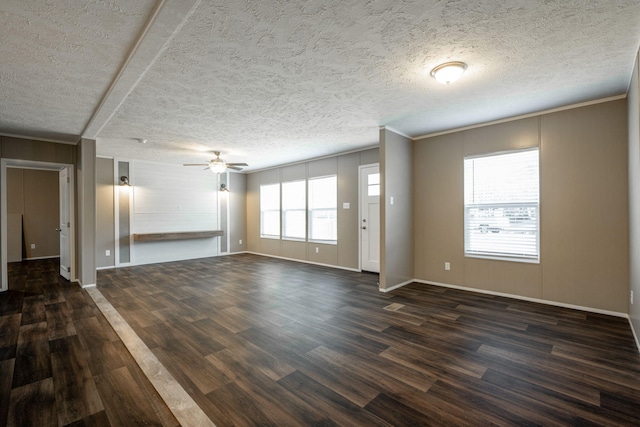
[{"xmin": 430, "ymin": 61, "xmax": 467, "ymax": 84}]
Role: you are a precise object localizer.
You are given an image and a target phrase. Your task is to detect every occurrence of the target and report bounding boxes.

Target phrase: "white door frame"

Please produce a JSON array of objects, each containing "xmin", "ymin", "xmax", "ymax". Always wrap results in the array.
[
  {"xmin": 358, "ymin": 163, "xmax": 380, "ymax": 272},
  {"xmin": 1, "ymin": 159, "xmax": 76, "ymax": 291}
]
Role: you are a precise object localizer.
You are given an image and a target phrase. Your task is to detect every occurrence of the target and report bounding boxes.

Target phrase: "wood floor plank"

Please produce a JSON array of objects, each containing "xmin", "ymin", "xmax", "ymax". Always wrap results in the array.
[
  {"xmin": 94, "ymin": 366, "xmax": 172, "ymax": 426},
  {"xmin": 12, "ymin": 321, "xmax": 51, "ymax": 388},
  {"xmin": 45, "ymin": 301, "xmax": 77, "ymax": 341},
  {"xmin": 0, "ymin": 358, "xmax": 15, "ymax": 426},
  {"xmin": 7, "ymin": 378, "xmax": 57, "ymax": 427},
  {"xmin": 0, "ymin": 313, "xmax": 21, "ymax": 361},
  {"xmin": 49, "ymin": 335, "xmax": 104, "ymax": 425},
  {"xmin": 20, "ymin": 294, "xmax": 46, "ymax": 325}
]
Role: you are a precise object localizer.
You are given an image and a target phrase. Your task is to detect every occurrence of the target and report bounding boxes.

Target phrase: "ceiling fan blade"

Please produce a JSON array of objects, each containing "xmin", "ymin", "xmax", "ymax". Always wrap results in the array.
[
  {"xmin": 226, "ymin": 163, "xmax": 248, "ymax": 167},
  {"xmin": 183, "ymin": 163, "xmax": 210, "ymax": 166},
  {"xmin": 227, "ymin": 166, "xmax": 244, "ymax": 171}
]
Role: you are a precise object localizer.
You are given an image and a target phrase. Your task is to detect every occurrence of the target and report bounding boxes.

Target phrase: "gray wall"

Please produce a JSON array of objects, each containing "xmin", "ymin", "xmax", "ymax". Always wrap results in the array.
[
  {"xmin": 628, "ymin": 50, "xmax": 640, "ymax": 342},
  {"xmin": 380, "ymin": 129, "xmax": 414, "ymax": 290},
  {"xmin": 413, "ymin": 99, "xmax": 629, "ymax": 314},
  {"xmin": 7, "ymin": 168, "xmax": 60, "ymax": 260},
  {"xmin": 77, "ymin": 138, "xmax": 97, "ymax": 287},
  {"xmin": 96, "ymin": 157, "xmax": 115, "ymax": 268},
  {"xmin": 229, "ymin": 172, "xmax": 247, "ymax": 253},
  {"xmin": 247, "ymin": 148, "xmax": 379, "ymax": 270}
]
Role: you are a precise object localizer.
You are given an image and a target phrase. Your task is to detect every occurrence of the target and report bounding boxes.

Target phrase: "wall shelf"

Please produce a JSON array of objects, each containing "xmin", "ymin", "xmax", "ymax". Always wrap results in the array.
[{"xmin": 133, "ymin": 230, "xmax": 223, "ymax": 242}]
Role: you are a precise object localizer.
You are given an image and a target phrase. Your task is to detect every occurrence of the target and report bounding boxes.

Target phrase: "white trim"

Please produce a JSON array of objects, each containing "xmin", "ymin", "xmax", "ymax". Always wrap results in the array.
[
  {"xmin": 24, "ymin": 256, "xmax": 61, "ymax": 261},
  {"xmin": 217, "ymin": 251, "xmax": 249, "ymax": 256},
  {"xmin": 413, "ymin": 279, "xmax": 628, "ymax": 318},
  {"xmin": 413, "ymin": 95, "xmax": 627, "ymax": 140},
  {"xmin": 248, "ymin": 145, "xmax": 379, "ymax": 174},
  {"xmin": 358, "ymin": 163, "xmax": 380, "ymax": 273},
  {"xmin": 0, "ymin": 132, "xmax": 77, "ymax": 145},
  {"xmin": 379, "ymin": 279, "xmax": 414, "ymax": 293},
  {"xmin": 380, "ymin": 126, "xmax": 412, "ymax": 140},
  {"xmin": 97, "ymin": 265, "xmax": 116, "ymax": 270},
  {"xmin": 81, "ymin": 283, "xmax": 97, "ymax": 289},
  {"xmin": 629, "ymin": 318, "xmax": 640, "ymax": 354},
  {"xmin": 246, "ymin": 251, "xmax": 361, "ymax": 272}
]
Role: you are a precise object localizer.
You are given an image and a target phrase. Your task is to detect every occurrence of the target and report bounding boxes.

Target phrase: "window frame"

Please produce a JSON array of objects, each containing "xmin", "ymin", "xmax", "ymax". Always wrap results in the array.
[
  {"xmin": 463, "ymin": 148, "xmax": 540, "ymax": 263},
  {"xmin": 307, "ymin": 175, "xmax": 338, "ymax": 245},
  {"xmin": 281, "ymin": 180, "xmax": 306, "ymax": 241},
  {"xmin": 259, "ymin": 183, "xmax": 281, "ymax": 239}
]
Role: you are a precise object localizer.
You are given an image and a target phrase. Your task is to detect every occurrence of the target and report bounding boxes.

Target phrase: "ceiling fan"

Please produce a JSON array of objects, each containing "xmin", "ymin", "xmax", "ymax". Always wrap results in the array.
[{"xmin": 183, "ymin": 151, "xmax": 248, "ymax": 173}]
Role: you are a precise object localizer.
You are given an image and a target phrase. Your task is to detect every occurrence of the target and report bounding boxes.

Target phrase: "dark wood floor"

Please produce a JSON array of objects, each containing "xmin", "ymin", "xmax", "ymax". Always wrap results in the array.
[
  {"xmin": 94, "ymin": 253, "xmax": 640, "ymax": 426},
  {"xmin": 0, "ymin": 258, "xmax": 178, "ymax": 426}
]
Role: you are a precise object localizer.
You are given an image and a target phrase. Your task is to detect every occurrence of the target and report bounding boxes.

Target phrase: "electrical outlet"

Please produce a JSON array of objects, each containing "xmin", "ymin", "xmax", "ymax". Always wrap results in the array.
[
  {"xmin": 315, "ymin": 247, "xmax": 319, "ymax": 253},
  {"xmin": 445, "ymin": 262, "xmax": 450, "ymax": 271},
  {"xmin": 30, "ymin": 244, "xmax": 35, "ymax": 249},
  {"xmin": 239, "ymin": 239, "xmax": 243, "ymax": 245},
  {"xmin": 632, "ymin": 290, "xmax": 634, "ymax": 305},
  {"xmin": 105, "ymin": 250, "xmax": 111, "ymax": 256}
]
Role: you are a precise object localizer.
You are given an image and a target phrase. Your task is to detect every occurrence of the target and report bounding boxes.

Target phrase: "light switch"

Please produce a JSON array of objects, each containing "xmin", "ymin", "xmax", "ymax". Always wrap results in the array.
[
  {"xmin": 343, "ymin": 202, "xmax": 350, "ymax": 209},
  {"xmin": 390, "ymin": 196, "xmax": 394, "ymax": 205}
]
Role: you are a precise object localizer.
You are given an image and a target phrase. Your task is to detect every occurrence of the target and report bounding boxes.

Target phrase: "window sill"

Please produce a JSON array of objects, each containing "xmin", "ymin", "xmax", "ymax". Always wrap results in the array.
[
  {"xmin": 464, "ymin": 253, "xmax": 540, "ymax": 264},
  {"xmin": 309, "ymin": 240, "xmax": 337, "ymax": 245}
]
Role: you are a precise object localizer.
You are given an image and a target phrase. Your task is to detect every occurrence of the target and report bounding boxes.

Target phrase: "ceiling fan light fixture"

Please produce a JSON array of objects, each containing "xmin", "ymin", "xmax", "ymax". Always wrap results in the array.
[
  {"xmin": 209, "ymin": 160, "xmax": 227, "ymax": 174},
  {"xmin": 430, "ymin": 61, "xmax": 467, "ymax": 84}
]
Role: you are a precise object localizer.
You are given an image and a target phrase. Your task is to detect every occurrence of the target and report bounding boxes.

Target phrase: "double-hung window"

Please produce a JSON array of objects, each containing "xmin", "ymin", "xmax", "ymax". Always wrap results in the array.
[
  {"xmin": 308, "ymin": 176, "xmax": 337, "ymax": 243},
  {"xmin": 282, "ymin": 180, "xmax": 306, "ymax": 240},
  {"xmin": 260, "ymin": 183, "xmax": 280, "ymax": 238},
  {"xmin": 464, "ymin": 148, "xmax": 539, "ymax": 262}
]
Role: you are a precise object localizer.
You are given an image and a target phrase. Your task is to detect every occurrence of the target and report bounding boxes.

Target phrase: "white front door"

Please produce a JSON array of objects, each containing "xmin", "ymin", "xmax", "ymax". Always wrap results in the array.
[
  {"xmin": 59, "ymin": 168, "xmax": 70, "ymax": 280},
  {"xmin": 360, "ymin": 164, "xmax": 380, "ymax": 273}
]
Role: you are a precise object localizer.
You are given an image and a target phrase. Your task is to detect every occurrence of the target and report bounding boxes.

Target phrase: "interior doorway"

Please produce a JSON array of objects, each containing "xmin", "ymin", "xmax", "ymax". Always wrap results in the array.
[
  {"xmin": 359, "ymin": 164, "xmax": 380, "ymax": 273},
  {"xmin": 1, "ymin": 159, "xmax": 75, "ymax": 291}
]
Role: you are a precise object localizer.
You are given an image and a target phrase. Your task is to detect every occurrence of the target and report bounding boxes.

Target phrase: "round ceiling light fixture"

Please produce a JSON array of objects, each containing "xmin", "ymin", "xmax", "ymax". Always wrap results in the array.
[{"xmin": 430, "ymin": 61, "xmax": 467, "ymax": 84}]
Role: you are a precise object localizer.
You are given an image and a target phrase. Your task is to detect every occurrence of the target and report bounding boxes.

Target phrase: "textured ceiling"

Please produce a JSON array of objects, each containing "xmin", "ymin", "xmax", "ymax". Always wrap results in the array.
[{"xmin": 2, "ymin": 1, "xmax": 640, "ymax": 170}]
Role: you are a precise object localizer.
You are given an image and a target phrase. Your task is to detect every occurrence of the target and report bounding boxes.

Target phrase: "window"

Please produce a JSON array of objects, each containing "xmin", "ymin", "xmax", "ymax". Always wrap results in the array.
[
  {"xmin": 308, "ymin": 176, "xmax": 337, "ymax": 243},
  {"xmin": 464, "ymin": 149, "xmax": 539, "ymax": 261},
  {"xmin": 368, "ymin": 173, "xmax": 380, "ymax": 196},
  {"xmin": 260, "ymin": 183, "xmax": 280, "ymax": 238},
  {"xmin": 282, "ymin": 180, "xmax": 306, "ymax": 240}
]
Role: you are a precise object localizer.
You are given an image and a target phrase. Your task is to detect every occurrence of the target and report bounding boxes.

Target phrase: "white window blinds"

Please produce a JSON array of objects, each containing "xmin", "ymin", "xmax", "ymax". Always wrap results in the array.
[
  {"xmin": 464, "ymin": 149, "xmax": 539, "ymax": 261},
  {"xmin": 308, "ymin": 176, "xmax": 337, "ymax": 243},
  {"xmin": 260, "ymin": 183, "xmax": 280, "ymax": 238},
  {"xmin": 282, "ymin": 180, "xmax": 306, "ymax": 240}
]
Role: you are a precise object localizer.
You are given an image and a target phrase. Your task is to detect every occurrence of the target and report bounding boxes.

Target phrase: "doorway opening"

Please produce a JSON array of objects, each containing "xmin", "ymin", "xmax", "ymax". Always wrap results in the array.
[
  {"xmin": 359, "ymin": 163, "xmax": 380, "ymax": 273},
  {"xmin": 1, "ymin": 159, "xmax": 75, "ymax": 292}
]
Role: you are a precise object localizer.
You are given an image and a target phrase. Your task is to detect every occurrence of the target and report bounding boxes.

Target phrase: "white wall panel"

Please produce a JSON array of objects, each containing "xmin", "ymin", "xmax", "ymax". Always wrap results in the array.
[
  {"xmin": 133, "ymin": 161, "xmax": 217, "ymax": 214},
  {"xmin": 130, "ymin": 160, "xmax": 219, "ymax": 265}
]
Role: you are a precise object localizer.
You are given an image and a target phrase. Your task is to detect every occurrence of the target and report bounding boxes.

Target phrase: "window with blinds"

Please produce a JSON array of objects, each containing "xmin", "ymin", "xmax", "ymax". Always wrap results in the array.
[
  {"xmin": 308, "ymin": 175, "xmax": 337, "ymax": 243},
  {"xmin": 282, "ymin": 180, "xmax": 306, "ymax": 240},
  {"xmin": 260, "ymin": 183, "xmax": 280, "ymax": 238},
  {"xmin": 464, "ymin": 148, "xmax": 540, "ymax": 261}
]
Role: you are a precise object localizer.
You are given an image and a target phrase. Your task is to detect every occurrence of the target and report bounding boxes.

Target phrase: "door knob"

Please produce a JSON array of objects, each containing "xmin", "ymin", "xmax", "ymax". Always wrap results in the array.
[
  {"xmin": 362, "ymin": 226, "xmax": 367, "ymax": 230},
  {"xmin": 55, "ymin": 228, "xmax": 61, "ymax": 232}
]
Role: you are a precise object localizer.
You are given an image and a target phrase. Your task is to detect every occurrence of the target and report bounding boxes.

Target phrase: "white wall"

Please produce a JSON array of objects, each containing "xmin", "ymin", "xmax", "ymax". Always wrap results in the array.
[{"xmin": 129, "ymin": 160, "xmax": 220, "ymax": 265}]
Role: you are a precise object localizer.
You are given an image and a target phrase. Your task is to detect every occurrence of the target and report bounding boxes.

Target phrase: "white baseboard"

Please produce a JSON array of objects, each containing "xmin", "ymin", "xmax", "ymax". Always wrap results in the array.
[
  {"xmin": 24, "ymin": 255, "xmax": 60, "ymax": 261},
  {"xmin": 81, "ymin": 283, "xmax": 96, "ymax": 289},
  {"xmin": 412, "ymin": 279, "xmax": 628, "ymax": 318},
  {"xmin": 629, "ymin": 318, "xmax": 640, "ymax": 354},
  {"xmin": 97, "ymin": 265, "xmax": 115, "ymax": 270},
  {"xmin": 245, "ymin": 251, "xmax": 361, "ymax": 272},
  {"xmin": 380, "ymin": 279, "xmax": 415, "ymax": 293}
]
